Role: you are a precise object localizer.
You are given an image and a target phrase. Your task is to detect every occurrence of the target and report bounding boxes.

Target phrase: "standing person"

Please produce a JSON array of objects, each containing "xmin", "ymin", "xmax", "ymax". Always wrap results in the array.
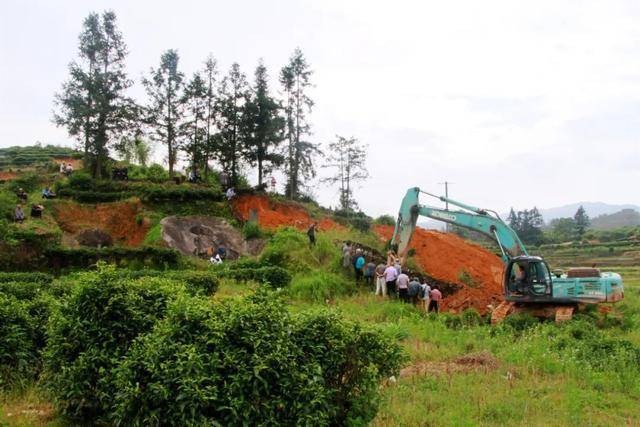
[
  {"xmin": 375, "ymin": 262, "xmax": 387, "ymax": 296},
  {"xmin": 59, "ymin": 162, "xmax": 66, "ymax": 174},
  {"xmin": 354, "ymin": 250, "xmax": 365, "ymax": 283},
  {"xmin": 14, "ymin": 204, "xmax": 25, "ymax": 223},
  {"xmin": 307, "ymin": 222, "xmax": 318, "ymax": 247},
  {"xmin": 408, "ymin": 277, "xmax": 421, "ymax": 304},
  {"xmin": 396, "ymin": 272, "xmax": 410, "ymax": 303},
  {"xmin": 419, "ymin": 278, "xmax": 431, "ymax": 313},
  {"xmin": 66, "ymin": 162, "xmax": 74, "ymax": 175},
  {"xmin": 384, "ymin": 263, "xmax": 398, "ymax": 298},
  {"xmin": 429, "ymin": 285, "xmax": 442, "ymax": 313},
  {"xmin": 364, "ymin": 258, "xmax": 377, "ymax": 291},
  {"xmin": 225, "ymin": 187, "xmax": 236, "ymax": 200},
  {"xmin": 342, "ymin": 242, "xmax": 352, "ymax": 269}
]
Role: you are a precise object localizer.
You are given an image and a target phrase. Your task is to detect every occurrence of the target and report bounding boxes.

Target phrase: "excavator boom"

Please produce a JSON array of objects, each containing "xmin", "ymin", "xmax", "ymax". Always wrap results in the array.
[{"xmin": 392, "ymin": 187, "xmax": 527, "ymax": 262}]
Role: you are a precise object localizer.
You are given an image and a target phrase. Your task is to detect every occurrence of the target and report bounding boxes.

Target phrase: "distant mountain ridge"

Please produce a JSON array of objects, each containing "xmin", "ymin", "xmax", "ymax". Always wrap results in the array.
[
  {"xmin": 538, "ymin": 202, "xmax": 640, "ymax": 223},
  {"xmin": 419, "ymin": 202, "xmax": 640, "ymax": 231}
]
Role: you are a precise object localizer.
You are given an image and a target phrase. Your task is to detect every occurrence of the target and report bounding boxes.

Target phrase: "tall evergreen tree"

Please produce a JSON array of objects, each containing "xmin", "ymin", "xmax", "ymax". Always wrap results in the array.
[
  {"xmin": 280, "ymin": 48, "xmax": 318, "ymax": 199},
  {"xmin": 202, "ymin": 55, "xmax": 218, "ymax": 178},
  {"xmin": 143, "ymin": 49, "xmax": 184, "ymax": 177},
  {"xmin": 322, "ymin": 136, "xmax": 369, "ymax": 211},
  {"xmin": 215, "ymin": 63, "xmax": 248, "ymax": 185},
  {"xmin": 573, "ymin": 205, "xmax": 590, "ymax": 240},
  {"xmin": 181, "ymin": 73, "xmax": 208, "ymax": 170},
  {"xmin": 507, "ymin": 208, "xmax": 518, "ymax": 229},
  {"xmin": 242, "ymin": 61, "xmax": 285, "ymax": 187},
  {"xmin": 54, "ymin": 11, "xmax": 135, "ymax": 178}
]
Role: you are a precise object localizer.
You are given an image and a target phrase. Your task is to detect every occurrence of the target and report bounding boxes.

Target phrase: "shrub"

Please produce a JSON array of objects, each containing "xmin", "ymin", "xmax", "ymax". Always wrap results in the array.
[
  {"xmin": 242, "ymin": 221, "xmax": 262, "ymax": 239},
  {"xmin": 44, "ymin": 266, "xmax": 178, "ymax": 421},
  {"xmin": 67, "ymin": 171, "xmax": 93, "ymax": 190},
  {"xmin": 214, "ymin": 264, "xmax": 292, "ymax": 289},
  {"xmin": 143, "ymin": 163, "xmax": 169, "ymax": 183},
  {"xmin": 111, "ymin": 293, "xmax": 404, "ymax": 426},
  {"xmin": 374, "ymin": 214, "xmax": 396, "ymax": 226},
  {"xmin": 0, "ymin": 272, "xmax": 53, "ymax": 285},
  {"xmin": 0, "ymin": 293, "xmax": 39, "ymax": 388},
  {"xmin": 7, "ymin": 172, "xmax": 40, "ymax": 193},
  {"xmin": 44, "ymin": 246, "xmax": 180, "ymax": 270},
  {"xmin": 121, "ymin": 270, "xmax": 220, "ymax": 296},
  {"xmin": 0, "ymin": 191, "xmax": 16, "ymax": 221},
  {"xmin": 287, "ymin": 271, "xmax": 356, "ymax": 302}
]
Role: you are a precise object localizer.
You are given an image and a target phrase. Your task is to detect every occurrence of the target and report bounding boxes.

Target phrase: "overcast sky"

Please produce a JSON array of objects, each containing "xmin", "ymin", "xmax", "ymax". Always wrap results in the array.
[{"xmin": 1, "ymin": 0, "xmax": 639, "ymax": 217}]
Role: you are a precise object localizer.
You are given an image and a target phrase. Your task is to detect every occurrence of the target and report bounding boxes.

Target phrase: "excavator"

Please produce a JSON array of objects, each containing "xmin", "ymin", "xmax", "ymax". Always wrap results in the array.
[{"xmin": 391, "ymin": 187, "xmax": 624, "ymax": 324}]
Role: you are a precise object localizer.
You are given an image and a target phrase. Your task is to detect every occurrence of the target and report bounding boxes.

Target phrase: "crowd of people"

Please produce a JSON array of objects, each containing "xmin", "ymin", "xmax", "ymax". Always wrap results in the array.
[{"xmin": 341, "ymin": 241, "xmax": 443, "ymax": 313}]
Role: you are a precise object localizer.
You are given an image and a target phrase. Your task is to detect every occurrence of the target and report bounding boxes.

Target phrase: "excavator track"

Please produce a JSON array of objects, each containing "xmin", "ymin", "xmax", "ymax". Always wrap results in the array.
[{"xmin": 491, "ymin": 301, "xmax": 515, "ymax": 325}]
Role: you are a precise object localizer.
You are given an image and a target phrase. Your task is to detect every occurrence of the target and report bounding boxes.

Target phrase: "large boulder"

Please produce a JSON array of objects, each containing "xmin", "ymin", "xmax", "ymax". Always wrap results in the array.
[
  {"xmin": 160, "ymin": 216, "xmax": 263, "ymax": 259},
  {"xmin": 76, "ymin": 229, "xmax": 113, "ymax": 248}
]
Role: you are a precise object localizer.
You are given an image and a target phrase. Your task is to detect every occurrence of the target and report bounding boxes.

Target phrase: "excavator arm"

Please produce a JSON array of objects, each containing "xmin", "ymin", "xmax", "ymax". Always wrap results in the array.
[{"xmin": 391, "ymin": 187, "xmax": 528, "ymax": 263}]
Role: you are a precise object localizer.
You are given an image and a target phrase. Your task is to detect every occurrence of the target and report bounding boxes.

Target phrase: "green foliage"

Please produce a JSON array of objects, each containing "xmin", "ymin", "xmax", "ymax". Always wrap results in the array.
[
  {"xmin": 43, "ymin": 246, "xmax": 180, "ymax": 270},
  {"xmin": 214, "ymin": 263, "xmax": 292, "ymax": 289},
  {"xmin": 142, "ymin": 223, "xmax": 162, "ymax": 245},
  {"xmin": 0, "ymin": 293, "xmax": 39, "ymax": 388},
  {"xmin": 44, "ymin": 266, "xmax": 178, "ymax": 421},
  {"xmin": 67, "ymin": 171, "xmax": 93, "ymax": 190},
  {"xmin": 118, "ymin": 270, "xmax": 220, "ymax": 296},
  {"xmin": 0, "ymin": 272, "xmax": 52, "ymax": 285},
  {"xmin": 111, "ymin": 293, "xmax": 404, "ymax": 426},
  {"xmin": 259, "ymin": 227, "xmax": 338, "ymax": 274},
  {"xmin": 334, "ymin": 209, "xmax": 372, "ymax": 232},
  {"xmin": 374, "ymin": 214, "xmax": 396, "ymax": 226},
  {"xmin": 130, "ymin": 163, "xmax": 169, "ymax": 183},
  {"xmin": 458, "ymin": 270, "xmax": 479, "ymax": 288},
  {"xmin": 242, "ymin": 221, "xmax": 262, "ymax": 239},
  {"xmin": 287, "ymin": 271, "xmax": 356, "ymax": 302},
  {"xmin": 0, "ymin": 191, "xmax": 18, "ymax": 220},
  {"xmin": 7, "ymin": 172, "xmax": 40, "ymax": 193}
]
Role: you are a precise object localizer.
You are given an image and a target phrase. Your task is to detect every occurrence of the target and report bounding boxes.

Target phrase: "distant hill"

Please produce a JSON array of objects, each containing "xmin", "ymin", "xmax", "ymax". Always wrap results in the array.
[
  {"xmin": 537, "ymin": 202, "xmax": 640, "ymax": 223},
  {"xmin": 590, "ymin": 209, "xmax": 640, "ymax": 230}
]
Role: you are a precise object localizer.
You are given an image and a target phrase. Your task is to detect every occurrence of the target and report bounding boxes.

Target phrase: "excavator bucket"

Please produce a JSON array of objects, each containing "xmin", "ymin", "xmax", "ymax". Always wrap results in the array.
[{"xmin": 392, "ymin": 188, "xmax": 420, "ymax": 256}]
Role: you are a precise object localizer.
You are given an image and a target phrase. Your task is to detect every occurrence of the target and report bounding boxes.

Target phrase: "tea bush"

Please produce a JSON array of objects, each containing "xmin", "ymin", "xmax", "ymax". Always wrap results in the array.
[
  {"xmin": 44, "ymin": 267, "xmax": 180, "ymax": 422},
  {"xmin": 242, "ymin": 221, "xmax": 262, "ymax": 239},
  {"xmin": 0, "ymin": 293, "xmax": 39, "ymax": 388},
  {"xmin": 119, "ymin": 270, "xmax": 220, "ymax": 296},
  {"xmin": 111, "ymin": 293, "xmax": 403, "ymax": 426},
  {"xmin": 0, "ymin": 272, "xmax": 53, "ymax": 284}
]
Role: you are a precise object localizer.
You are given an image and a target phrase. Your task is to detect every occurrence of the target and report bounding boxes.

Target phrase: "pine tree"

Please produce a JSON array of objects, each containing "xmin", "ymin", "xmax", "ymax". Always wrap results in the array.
[
  {"xmin": 181, "ymin": 73, "xmax": 208, "ymax": 171},
  {"xmin": 54, "ymin": 11, "xmax": 135, "ymax": 178},
  {"xmin": 215, "ymin": 63, "xmax": 248, "ymax": 185},
  {"xmin": 202, "ymin": 55, "xmax": 218, "ymax": 178},
  {"xmin": 574, "ymin": 205, "xmax": 590, "ymax": 240},
  {"xmin": 507, "ymin": 208, "xmax": 518, "ymax": 229},
  {"xmin": 280, "ymin": 48, "xmax": 318, "ymax": 199},
  {"xmin": 143, "ymin": 49, "xmax": 184, "ymax": 177},
  {"xmin": 322, "ymin": 136, "xmax": 369, "ymax": 211},
  {"xmin": 242, "ymin": 61, "xmax": 285, "ymax": 188}
]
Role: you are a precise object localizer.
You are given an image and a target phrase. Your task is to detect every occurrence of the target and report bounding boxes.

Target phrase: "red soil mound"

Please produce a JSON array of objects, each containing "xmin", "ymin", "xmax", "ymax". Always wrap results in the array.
[
  {"xmin": 52, "ymin": 200, "xmax": 149, "ymax": 247},
  {"xmin": 374, "ymin": 225, "xmax": 504, "ymax": 314},
  {"xmin": 232, "ymin": 194, "xmax": 344, "ymax": 232},
  {"xmin": 0, "ymin": 171, "xmax": 17, "ymax": 180}
]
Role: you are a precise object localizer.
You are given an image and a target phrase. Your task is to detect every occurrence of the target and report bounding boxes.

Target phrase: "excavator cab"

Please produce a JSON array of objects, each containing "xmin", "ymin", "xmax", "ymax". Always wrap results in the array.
[{"xmin": 505, "ymin": 256, "xmax": 553, "ymax": 301}]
